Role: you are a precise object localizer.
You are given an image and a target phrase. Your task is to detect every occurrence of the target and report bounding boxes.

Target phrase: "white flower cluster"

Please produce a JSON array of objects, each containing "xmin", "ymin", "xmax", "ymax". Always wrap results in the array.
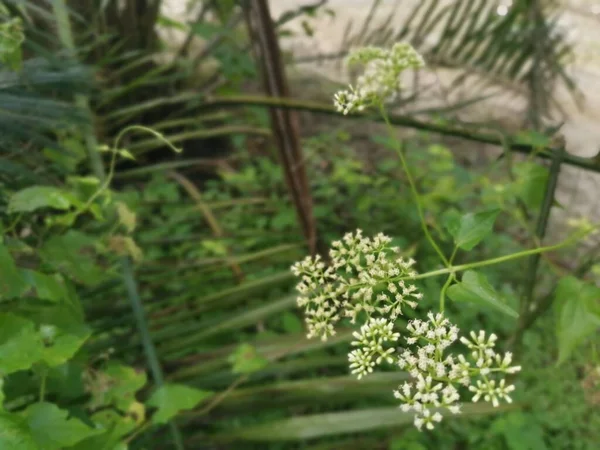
[
  {"xmin": 291, "ymin": 230, "xmax": 522, "ymax": 432},
  {"xmin": 333, "ymin": 42, "xmax": 425, "ymax": 115},
  {"xmin": 291, "ymin": 229, "xmax": 422, "ymax": 342},
  {"xmin": 349, "ymin": 317, "xmax": 400, "ymax": 379},
  {"xmin": 394, "ymin": 313, "xmax": 521, "ymax": 430}
]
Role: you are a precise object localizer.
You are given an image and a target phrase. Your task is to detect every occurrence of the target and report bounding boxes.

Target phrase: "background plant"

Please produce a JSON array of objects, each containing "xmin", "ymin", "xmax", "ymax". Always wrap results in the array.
[{"xmin": 1, "ymin": 0, "xmax": 599, "ymax": 449}]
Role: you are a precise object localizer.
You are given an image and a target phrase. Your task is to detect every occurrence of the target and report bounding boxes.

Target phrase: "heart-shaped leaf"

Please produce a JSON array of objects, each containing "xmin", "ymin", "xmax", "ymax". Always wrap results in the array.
[
  {"xmin": 147, "ymin": 384, "xmax": 212, "ymax": 424},
  {"xmin": 447, "ymin": 271, "xmax": 518, "ymax": 318},
  {"xmin": 8, "ymin": 186, "xmax": 74, "ymax": 214},
  {"xmin": 0, "ymin": 314, "xmax": 44, "ymax": 375},
  {"xmin": 554, "ymin": 276, "xmax": 600, "ymax": 364},
  {"xmin": 445, "ymin": 210, "xmax": 500, "ymax": 251},
  {"xmin": 23, "ymin": 402, "xmax": 101, "ymax": 449}
]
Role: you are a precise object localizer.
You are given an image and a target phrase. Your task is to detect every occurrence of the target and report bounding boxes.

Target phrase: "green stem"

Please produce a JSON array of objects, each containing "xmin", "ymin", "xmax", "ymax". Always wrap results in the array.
[
  {"xmin": 187, "ymin": 95, "xmax": 600, "ymax": 173},
  {"xmin": 195, "ymin": 375, "xmax": 249, "ymax": 416},
  {"xmin": 39, "ymin": 371, "xmax": 47, "ymax": 403},
  {"xmin": 439, "ymin": 247, "xmax": 459, "ymax": 312},
  {"xmin": 519, "ymin": 146, "xmax": 564, "ymax": 323},
  {"xmin": 74, "ymin": 125, "xmax": 182, "ymax": 221},
  {"xmin": 400, "ymin": 231, "xmax": 587, "ymax": 282},
  {"xmin": 124, "ymin": 421, "xmax": 152, "ymax": 445},
  {"xmin": 121, "ymin": 257, "xmax": 185, "ymax": 450},
  {"xmin": 379, "ymin": 104, "xmax": 450, "ymax": 267},
  {"xmin": 4, "ymin": 213, "xmax": 22, "ymax": 235}
]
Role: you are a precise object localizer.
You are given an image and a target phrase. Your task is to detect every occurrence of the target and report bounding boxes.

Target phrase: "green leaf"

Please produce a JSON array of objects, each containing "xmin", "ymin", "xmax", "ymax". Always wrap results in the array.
[
  {"xmin": 40, "ymin": 231, "xmax": 104, "ymax": 286},
  {"xmin": 117, "ymin": 149, "xmax": 135, "ymax": 160},
  {"xmin": 43, "ymin": 138, "xmax": 86, "ymax": 172},
  {"xmin": 21, "ymin": 270, "xmax": 68, "ymax": 303},
  {"xmin": 516, "ymin": 130, "xmax": 551, "ymax": 149},
  {"xmin": 147, "ymin": 384, "xmax": 213, "ymax": 424},
  {"xmin": 271, "ymin": 209, "xmax": 296, "ymax": 230},
  {"xmin": 65, "ymin": 409, "xmax": 137, "ymax": 450},
  {"xmin": 554, "ymin": 277, "xmax": 600, "ymax": 364},
  {"xmin": 201, "ymin": 239, "xmax": 228, "ymax": 257},
  {"xmin": 447, "ymin": 271, "xmax": 519, "ymax": 318},
  {"xmin": 281, "ymin": 312, "xmax": 303, "ymax": 334},
  {"xmin": 0, "ymin": 314, "xmax": 43, "ymax": 375},
  {"xmin": 23, "ymin": 402, "xmax": 101, "ymax": 449},
  {"xmin": 223, "ymin": 403, "xmax": 511, "ymax": 441},
  {"xmin": 446, "ymin": 209, "xmax": 500, "ymax": 251},
  {"xmin": 229, "ymin": 343, "xmax": 269, "ymax": 375},
  {"xmin": 162, "ymin": 295, "xmax": 296, "ymax": 353},
  {"xmin": 442, "ymin": 208, "xmax": 461, "ymax": 238},
  {"xmin": 18, "ymin": 302, "xmax": 91, "ymax": 368},
  {"xmin": 100, "ymin": 363, "xmax": 147, "ymax": 410},
  {"xmin": 0, "ymin": 412, "xmax": 37, "ymax": 450},
  {"xmin": 513, "ymin": 162, "xmax": 549, "ymax": 210},
  {"xmin": 39, "ymin": 323, "xmax": 90, "ymax": 368},
  {"xmin": 191, "ymin": 22, "xmax": 222, "ymax": 38},
  {"xmin": 45, "ymin": 362, "xmax": 86, "ymax": 400},
  {"xmin": 491, "ymin": 411, "xmax": 548, "ymax": 450},
  {"xmin": 8, "ymin": 186, "xmax": 73, "ymax": 213},
  {"xmin": 0, "ymin": 244, "xmax": 28, "ymax": 300}
]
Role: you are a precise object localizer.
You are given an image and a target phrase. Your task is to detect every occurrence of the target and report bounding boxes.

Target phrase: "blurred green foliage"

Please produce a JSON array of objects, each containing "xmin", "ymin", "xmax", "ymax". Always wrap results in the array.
[{"xmin": 0, "ymin": 0, "xmax": 599, "ymax": 449}]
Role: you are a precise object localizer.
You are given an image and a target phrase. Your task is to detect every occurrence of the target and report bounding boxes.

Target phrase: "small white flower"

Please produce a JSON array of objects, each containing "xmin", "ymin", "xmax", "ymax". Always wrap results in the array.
[{"xmin": 333, "ymin": 43, "xmax": 425, "ymax": 115}]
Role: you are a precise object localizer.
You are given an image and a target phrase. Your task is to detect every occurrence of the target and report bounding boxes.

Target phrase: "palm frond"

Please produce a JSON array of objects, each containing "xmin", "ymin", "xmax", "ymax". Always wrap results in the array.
[{"xmin": 0, "ymin": 57, "xmax": 91, "ymax": 153}]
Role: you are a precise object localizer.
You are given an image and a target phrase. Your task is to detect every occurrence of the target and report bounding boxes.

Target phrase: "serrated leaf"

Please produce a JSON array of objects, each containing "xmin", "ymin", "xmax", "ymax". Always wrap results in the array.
[
  {"xmin": 45, "ymin": 362, "xmax": 86, "ymax": 400},
  {"xmin": 23, "ymin": 402, "xmax": 101, "ymax": 449},
  {"xmin": 0, "ymin": 412, "xmax": 37, "ymax": 449},
  {"xmin": 20, "ymin": 302, "xmax": 90, "ymax": 368},
  {"xmin": 554, "ymin": 277, "xmax": 600, "ymax": 364},
  {"xmin": 0, "ymin": 314, "xmax": 44, "ymax": 375},
  {"xmin": 21, "ymin": 270, "xmax": 68, "ymax": 303},
  {"xmin": 0, "ymin": 244, "xmax": 28, "ymax": 300},
  {"xmin": 491, "ymin": 411, "xmax": 548, "ymax": 450},
  {"xmin": 447, "ymin": 271, "xmax": 518, "ymax": 318},
  {"xmin": 40, "ymin": 231, "xmax": 104, "ymax": 286},
  {"xmin": 100, "ymin": 363, "xmax": 147, "ymax": 411},
  {"xmin": 447, "ymin": 209, "xmax": 500, "ymax": 251},
  {"xmin": 66, "ymin": 409, "xmax": 137, "ymax": 450},
  {"xmin": 147, "ymin": 384, "xmax": 213, "ymax": 425},
  {"xmin": 40, "ymin": 324, "xmax": 90, "ymax": 368},
  {"xmin": 229, "ymin": 343, "xmax": 269, "ymax": 375},
  {"xmin": 442, "ymin": 208, "xmax": 461, "ymax": 239},
  {"xmin": 8, "ymin": 186, "xmax": 73, "ymax": 213}
]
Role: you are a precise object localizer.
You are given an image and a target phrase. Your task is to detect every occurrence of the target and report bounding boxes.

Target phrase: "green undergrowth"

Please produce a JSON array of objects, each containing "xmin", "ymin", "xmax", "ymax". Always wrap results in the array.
[
  {"xmin": 2, "ymin": 2, "xmax": 599, "ymax": 446},
  {"xmin": 99, "ymin": 126, "xmax": 599, "ymax": 448}
]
